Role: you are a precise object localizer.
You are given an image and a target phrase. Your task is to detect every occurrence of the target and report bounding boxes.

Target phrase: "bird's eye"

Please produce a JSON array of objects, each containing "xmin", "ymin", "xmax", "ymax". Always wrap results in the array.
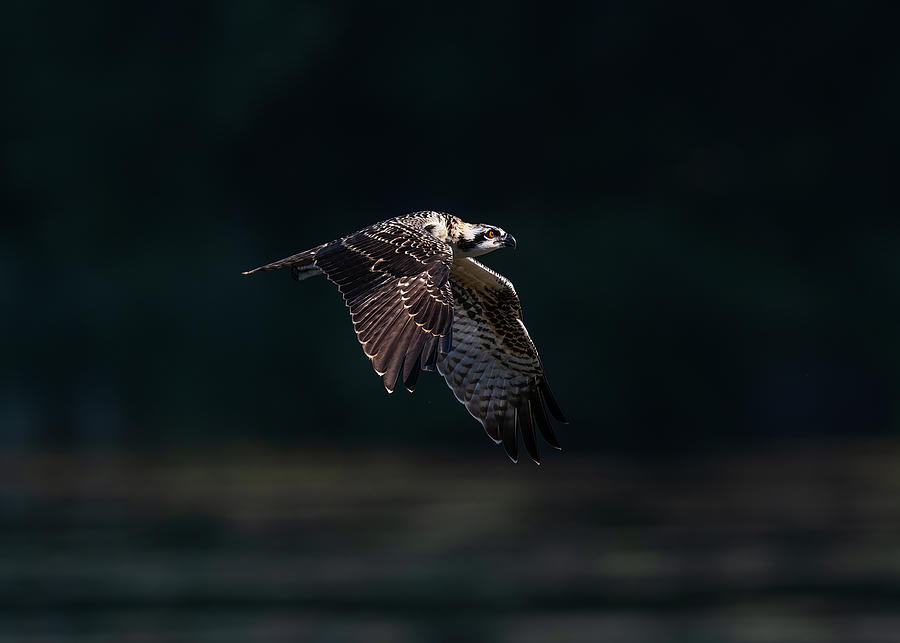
[{"xmin": 486, "ymin": 230, "xmax": 496, "ymax": 239}]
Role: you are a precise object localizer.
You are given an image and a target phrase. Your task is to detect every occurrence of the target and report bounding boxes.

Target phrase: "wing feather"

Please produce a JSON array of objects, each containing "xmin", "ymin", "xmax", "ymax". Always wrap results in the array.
[
  {"xmin": 312, "ymin": 215, "xmax": 454, "ymax": 391},
  {"xmin": 519, "ymin": 400, "xmax": 540, "ymax": 464},
  {"xmin": 532, "ymin": 391, "xmax": 561, "ymax": 449},
  {"xmin": 356, "ymin": 292, "xmax": 401, "ymax": 344},
  {"xmin": 437, "ymin": 257, "xmax": 566, "ymax": 463},
  {"xmin": 379, "ymin": 316, "xmax": 414, "ymax": 393},
  {"xmin": 367, "ymin": 307, "xmax": 408, "ymax": 367},
  {"xmin": 402, "ymin": 333, "xmax": 428, "ymax": 383},
  {"xmin": 502, "ymin": 408, "xmax": 518, "ymax": 463},
  {"xmin": 403, "ymin": 362, "xmax": 421, "ymax": 392},
  {"xmin": 420, "ymin": 336, "xmax": 440, "ymax": 371}
]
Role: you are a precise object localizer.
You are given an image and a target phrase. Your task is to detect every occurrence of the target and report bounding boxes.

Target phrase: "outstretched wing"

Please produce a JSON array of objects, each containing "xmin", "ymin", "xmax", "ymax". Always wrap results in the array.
[
  {"xmin": 438, "ymin": 258, "xmax": 567, "ymax": 464},
  {"xmin": 313, "ymin": 215, "xmax": 454, "ymax": 393}
]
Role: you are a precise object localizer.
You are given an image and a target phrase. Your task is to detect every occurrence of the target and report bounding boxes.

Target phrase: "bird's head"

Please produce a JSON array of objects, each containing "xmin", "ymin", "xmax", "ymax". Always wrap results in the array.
[{"xmin": 451, "ymin": 222, "xmax": 517, "ymax": 257}]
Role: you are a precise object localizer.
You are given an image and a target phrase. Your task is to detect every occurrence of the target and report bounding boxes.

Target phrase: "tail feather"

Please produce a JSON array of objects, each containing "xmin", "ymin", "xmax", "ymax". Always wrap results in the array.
[{"xmin": 243, "ymin": 245, "xmax": 325, "ymax": 278}]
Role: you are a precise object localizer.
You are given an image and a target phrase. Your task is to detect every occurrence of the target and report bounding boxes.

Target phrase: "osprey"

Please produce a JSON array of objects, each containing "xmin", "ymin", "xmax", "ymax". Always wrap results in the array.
[{"xmin": 244, "ymin": 211, "xmax": 567, "ymax": 463}]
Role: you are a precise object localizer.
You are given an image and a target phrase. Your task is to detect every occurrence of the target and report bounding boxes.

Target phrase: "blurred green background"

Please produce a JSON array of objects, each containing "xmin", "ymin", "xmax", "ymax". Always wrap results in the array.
[{"xmin": 2, "ymin": 2, "xmax": 899, "ymax": 641}]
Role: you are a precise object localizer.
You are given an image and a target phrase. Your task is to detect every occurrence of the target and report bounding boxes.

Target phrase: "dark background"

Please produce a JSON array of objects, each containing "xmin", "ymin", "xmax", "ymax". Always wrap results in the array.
[{"xmin": 2, "ymin": 2, "xmax": 899, "ymax": 641}]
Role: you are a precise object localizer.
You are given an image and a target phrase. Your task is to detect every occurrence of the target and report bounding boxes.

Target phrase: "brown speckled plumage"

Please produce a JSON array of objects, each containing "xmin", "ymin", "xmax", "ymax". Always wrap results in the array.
[{"xmin": 244, "ymin": 211, "xmax": 567, "ymax": 463}]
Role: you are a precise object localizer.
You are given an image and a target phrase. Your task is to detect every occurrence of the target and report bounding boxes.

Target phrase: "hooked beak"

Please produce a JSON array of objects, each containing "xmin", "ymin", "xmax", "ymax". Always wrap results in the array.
[{"xmin": 501, "ymin": 233, "xmax": 517, "ymax": 249}]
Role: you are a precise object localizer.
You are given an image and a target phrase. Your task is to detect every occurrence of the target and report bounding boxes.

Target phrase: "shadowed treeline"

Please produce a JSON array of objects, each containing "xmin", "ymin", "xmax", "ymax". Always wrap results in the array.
[{"xmin": 2, "ymin": 1, "xmax": 898, "ymax": 451}]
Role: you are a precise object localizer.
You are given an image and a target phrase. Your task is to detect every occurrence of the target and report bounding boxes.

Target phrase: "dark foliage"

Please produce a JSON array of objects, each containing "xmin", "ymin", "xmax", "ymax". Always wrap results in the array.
[{"xmin": 1, "ymin": 2, "xmax": 897, "ymax": 451}]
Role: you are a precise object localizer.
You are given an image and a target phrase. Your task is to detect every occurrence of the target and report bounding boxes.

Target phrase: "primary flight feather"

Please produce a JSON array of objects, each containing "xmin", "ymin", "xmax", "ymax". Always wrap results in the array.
[{"xmin": 244, "ymin": 211, "xmax": 567, "ymax": 463}]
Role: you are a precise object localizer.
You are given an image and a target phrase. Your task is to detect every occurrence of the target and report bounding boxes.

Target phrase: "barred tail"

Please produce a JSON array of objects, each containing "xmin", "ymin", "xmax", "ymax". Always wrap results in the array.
[{"xmin": 242, "ymin": 245, "xmax": 325, "ymax": 281}]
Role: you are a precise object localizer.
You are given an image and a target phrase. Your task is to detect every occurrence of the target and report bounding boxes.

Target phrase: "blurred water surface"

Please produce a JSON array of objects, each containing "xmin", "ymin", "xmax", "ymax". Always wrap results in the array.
[{"xmin": 2, "ymin": 440, "xmax": 899, "ymax": 642}]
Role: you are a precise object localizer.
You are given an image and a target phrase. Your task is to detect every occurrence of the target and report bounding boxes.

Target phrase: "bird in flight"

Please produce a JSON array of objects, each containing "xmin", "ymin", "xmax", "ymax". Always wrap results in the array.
[{"xmin": 244, "ymin": 211, "xmax": 567, "ymax": 463}]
